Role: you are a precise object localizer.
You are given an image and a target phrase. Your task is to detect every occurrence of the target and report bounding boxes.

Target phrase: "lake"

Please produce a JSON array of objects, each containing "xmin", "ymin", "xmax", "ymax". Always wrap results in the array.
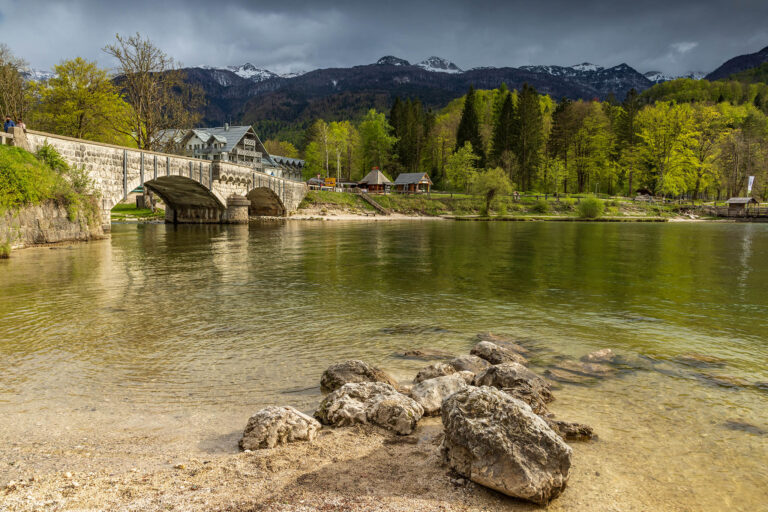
[{"xmin": 0, "ymin": 220, "xmax": 766, "ymax": 510}]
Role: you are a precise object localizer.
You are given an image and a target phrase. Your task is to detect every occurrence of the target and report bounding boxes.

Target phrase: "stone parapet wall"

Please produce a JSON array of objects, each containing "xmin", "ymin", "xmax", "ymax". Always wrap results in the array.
[{"xmin": 21, "ymin": 130, "xmax": 307, "ymax": 225}]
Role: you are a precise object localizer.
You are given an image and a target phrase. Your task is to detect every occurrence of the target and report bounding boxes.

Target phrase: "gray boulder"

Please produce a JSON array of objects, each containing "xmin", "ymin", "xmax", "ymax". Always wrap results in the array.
[
  {"xmin": 476, "ymin": 333, "xmax": 531, "ymax": 356},
  {"xmin": 414, "ymin": 362, "xmax": 457, "ymax": 383},
  {"xmin": 474, "ymin": 363, "xmax": 554, "ymax": 404},
  {"xmin": 320, "ymin": 360, "xmax": 399, "ymax": 392},
  {"xmin": 449, "ymin": 354, "xmax": 491, "ymax": 374},
  {"xmin": 471, "ymin": 341, "xmax": 528, "ymax": 366},
  {"xmin": 410, "ymin": 373, "xmax": 468, "ymax": 416},
  {"xmin": 441, "ymin": 386, "xmax": 572, "ymax": 504},
  {"xmin": 314, "ymin": 382, "xmax": 423, "ymax": 435},
  {"xmin": 239, "ymin": 406, "xmax": 321, "ymax": 450}
]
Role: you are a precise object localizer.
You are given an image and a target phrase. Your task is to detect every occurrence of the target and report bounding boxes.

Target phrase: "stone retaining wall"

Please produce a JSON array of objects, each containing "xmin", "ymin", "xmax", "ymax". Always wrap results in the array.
[{"xmin": 1, "ymin": 202, "xmax": 105, "ymax": 249}]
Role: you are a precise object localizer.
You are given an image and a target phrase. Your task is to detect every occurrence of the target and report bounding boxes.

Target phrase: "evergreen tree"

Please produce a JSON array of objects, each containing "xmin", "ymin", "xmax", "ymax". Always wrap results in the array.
[
  {"xmin": 618, "ymin": 88, "xmax": 642, "ymax": 194},
  {"xmin": 455, "ymin": 85, "xmax": 485, "ymax": 167},
  {"xmin": 490, "ymin": 92, "xmax": 515, "ymax": 169},
  {"xmin": 511, "ymin": 83, "xmax": 543, "ymax": 191}
]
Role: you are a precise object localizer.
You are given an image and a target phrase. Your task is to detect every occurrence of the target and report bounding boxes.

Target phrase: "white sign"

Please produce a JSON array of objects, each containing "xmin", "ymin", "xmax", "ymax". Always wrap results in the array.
[{"xmin": 748, "ymin": 176, "xmax": 755, "ymax": 194}]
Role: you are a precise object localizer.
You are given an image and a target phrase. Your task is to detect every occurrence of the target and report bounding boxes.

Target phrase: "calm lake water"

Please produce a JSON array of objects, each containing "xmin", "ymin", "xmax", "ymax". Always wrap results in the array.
[{"xmin": 1, "ymin": 221, "xmax": 767, "ymax": 510}]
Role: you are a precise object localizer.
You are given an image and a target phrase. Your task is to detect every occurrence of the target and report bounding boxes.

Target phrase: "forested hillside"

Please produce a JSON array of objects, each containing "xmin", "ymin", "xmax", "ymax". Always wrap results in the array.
[{"xmin": 288, "ymin": 78, "xmax": 768, "ymax": 201}]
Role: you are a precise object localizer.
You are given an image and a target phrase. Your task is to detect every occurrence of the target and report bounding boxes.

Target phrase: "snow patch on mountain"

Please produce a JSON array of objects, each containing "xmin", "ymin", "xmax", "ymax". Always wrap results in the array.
[
  {"xmin": 21, "ymin": 68, "xmax": 55, "ymax": 82},
  {"xmin": 280, "ymin": 70, "xmax": 308, "ymax": 79},
  {"xmin": 416, "ymin": 56, "xmax": 462, "ymax": 73},
  {"xmin": 227, "ymin": 63, "xmax": 278, "ymax": 82},
  {"xmin": 572, "ymin": 62, "xmax": 603, "ymax": 72},
  {"xmin": 644, "ymin": 70, "xmax": 706, "ymax": 83},
  {"xmin": 377, "ymin": 56, "xmax": 411, "ymax": 66}
]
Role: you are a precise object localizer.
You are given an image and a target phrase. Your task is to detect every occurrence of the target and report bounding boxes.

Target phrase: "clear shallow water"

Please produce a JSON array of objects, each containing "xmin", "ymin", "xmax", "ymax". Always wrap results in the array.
[{"xmin": 0, "ymin": 221, "xmax": 766, "ymax": 510}]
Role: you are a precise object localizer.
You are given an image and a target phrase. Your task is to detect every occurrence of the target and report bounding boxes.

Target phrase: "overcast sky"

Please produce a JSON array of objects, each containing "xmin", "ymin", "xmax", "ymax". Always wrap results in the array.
[{"xmin": 1, "ymin": 0, "xmax": 767, "ymax": 76}]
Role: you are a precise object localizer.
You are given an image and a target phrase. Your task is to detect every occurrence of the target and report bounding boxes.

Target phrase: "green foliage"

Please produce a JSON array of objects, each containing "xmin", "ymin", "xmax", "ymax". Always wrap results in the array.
[
  {"xmin": 28, "ymin": 57, "xmax": 133, "ymax": 144},
  {"xmin": 445, "ymin": 142, "xmax": 479, "ymax": 192},
  {"xmin": 577, "ymin": 196, "xmax": 605, "ymax": 218},
  {"xmin": 474, "ymin": 167, "xmax": 512, "ymax": 215},
  {"xmin": 0, "ymin": 144, "xmax": 99, "ymax": 225},
  {"xmin": 531, "ymin": 198, "xmax": 550, "ymax": 214},
  {"xmin": 511, "ymin": 83, "xmax": 545, "ymax": 191},
  {"xmin": 358, "ymin": 109, "xmax": 397, "ymax": 175},
  {"xmin": 0, "ymin": 242, "xmax": 10, "ymax": 259}
]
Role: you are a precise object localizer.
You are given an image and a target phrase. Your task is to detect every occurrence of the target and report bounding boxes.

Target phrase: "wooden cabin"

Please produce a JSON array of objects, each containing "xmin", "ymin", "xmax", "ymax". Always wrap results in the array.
[
  {"xmin": 725, "ymin": 197, "xmax": 758, "ymax": 216},
  {"xmin": 394, "ymin": 172, "xmax": 433, "ymax": 194},
  {"xmin": 359, "ymin": 168, "xmax": 393, "ymax": 194}
]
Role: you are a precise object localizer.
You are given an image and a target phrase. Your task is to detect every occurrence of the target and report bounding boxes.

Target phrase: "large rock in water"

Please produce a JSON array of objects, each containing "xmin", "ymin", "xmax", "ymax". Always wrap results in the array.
[
  {"xmin": 239, "ymin": 406, "xmax": 321, "ymax": 450},
  {"xmin": 320, "ymin": 360, "xmax": 399, "ymax": 392},
  {"xmin": 414, "ymin": 362, "xmax": 457, "ymax": 383},
  {"xmin": 441, "ymin": 386, "xmax": 572, "ymax": 504},
  {"xmin": 449, "ymin": 354, "xmax": 491, "ymax": 374},
  {"xmin": 314, "ymin": 382, "xmax": 423, "ymax": 435},
  {"xmin": 471, "ymin": 341, "xmax": 528, "ymax": 366},
  {"xmin": 474, "ymin": 363, "xmax": 554, "ymax": 404},
  {"xmin": 410, "ymin": 373, "xmax": 468, "ymax": 416}
]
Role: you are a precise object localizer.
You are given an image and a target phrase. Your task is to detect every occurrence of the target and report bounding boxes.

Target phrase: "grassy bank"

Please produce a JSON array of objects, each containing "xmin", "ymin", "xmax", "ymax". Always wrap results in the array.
[
  {"xmin": 297, "ymin": 190, "xmax": 688, "ymax": 219},
  {"xmin": 0, "ymin": 144, "xmax": 99, "ymax": 225},
  {"xmin": 111, "ymin": 202, "xmax": 165, "ymax": 221}
]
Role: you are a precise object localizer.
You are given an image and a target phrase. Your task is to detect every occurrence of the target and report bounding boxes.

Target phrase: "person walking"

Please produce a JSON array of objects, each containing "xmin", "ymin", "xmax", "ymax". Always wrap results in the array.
[{"xmin": 4, "ymin": 115, "xmax": 15, "ymax": 132}]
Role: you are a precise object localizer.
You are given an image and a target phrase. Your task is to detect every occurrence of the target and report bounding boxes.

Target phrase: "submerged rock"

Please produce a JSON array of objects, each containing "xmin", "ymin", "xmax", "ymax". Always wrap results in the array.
[
  {"xmin": 673, "ymin": 353, "xmax": 727, "ymax": 369},
  {"xmin": 722, "ymin": 420, "xmax": 766, "ymax": 436},
  {"xmin": 414, "ymin": 362, "xmax": 456, "ymax": 383},
  {"xmin": 695, "ymin": 373, "xmax": 751, "ymax": 389},
  {"xmin": 470, "ymin": 341, "xmax": 528, "ymax": 366},
  {"xmin": 380, "ymin": 324, "xmax": 449, "ymax": 335},
  {"xmin": 320, "ymin": 360, "xmax": 399, "ymax": 393},
  {"xmin": 396, "ymin": 348, "xmax": 455, "ymax": 361},
  {"xmin": 410, "ymin": 373, "xmax": 468, "ymax": 416},
  {"xmin": 475, "ymin": 332, "xmax": 530, "ymax": 355},
  {"xmin": 545, "ymin": 368, "xmax": 598, "ymax": 385},
  {"xmin": 552, "ymin": 359, "xmax": 616, "ymax": 378},
  {"xmin": 474, "ymin": 363, "xmax": 554, "ymax": 404},
  {"xmin": 545, "ymin": 419, "xmax": 595, "ymax": 442},
  {"xmin": 314, "ymin": 382, "xmax": 423, "ymax": 435},
  {"xmin": 580, "ymin": 349, "xmax": 617, "ymax": 364},
  {"xmin": 441, "ymin": 386, "xmax": 572, "ymax": 504},
  {"xmin": 449, "ymin": 354, "xmax": 491, "ymax": 374},
  {"xmin": 239, "ymin": 406, "xmax": 321, "ymax": 450}
]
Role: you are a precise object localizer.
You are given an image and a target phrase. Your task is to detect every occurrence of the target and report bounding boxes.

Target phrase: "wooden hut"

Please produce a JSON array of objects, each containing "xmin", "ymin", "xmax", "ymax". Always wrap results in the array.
[
  {"xmin": 394, "ymin": 172, "xmax": 433, "ymax": 194},
  {"xmin": 725, "ymin": 197, "xmax": 758, "ymax": 216},
  {"xmin": 359, "ymin": 168, "xmax": 393, "ymax": 194}
]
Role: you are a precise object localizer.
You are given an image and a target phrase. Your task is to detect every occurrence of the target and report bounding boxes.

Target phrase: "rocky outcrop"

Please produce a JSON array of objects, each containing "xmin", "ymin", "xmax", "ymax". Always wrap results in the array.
[
  {"xmin": 320, "ymin": 360, "xmax": 399, "ymax": 392},
  {"xmin": 441, "ymin": 386, "xmax": 572, "ymax": 504},
  {"xmin": 314, "ymin": 382, "xmax": 423, "ymax": 435},
  {"xmin": 1, "ymin": 201, "xmax": 104, "ymax": 249},
  {"xmin": 239, "ymin": 406, "xmax": 321, "ymax": 450},
  {"xmin": 474, "ymin": 363, "xmax": 554, "ymax": 404},
  {"xmin": 476, "ymin": 333, "xmax": 530, "ymax": 356},
  {"xmin": 448, "ymin": 355, "xmax": 491, "ymax": 374},
  {"xmin": 410, "ymin": 373, "xmax": 468, "ymax": 416},
  {"xmin": 471, "ymin": 341, "xmax": 528, "ymax": 366},
  {"xmin": 397, "ymin": 348, "xmax": 455, "ymax": 361}
]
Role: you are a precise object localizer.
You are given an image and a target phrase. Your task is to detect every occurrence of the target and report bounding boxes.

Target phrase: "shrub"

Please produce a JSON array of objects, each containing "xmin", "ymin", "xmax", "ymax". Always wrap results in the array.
[
  {"xmin": 577, "ymin": 196, "xmax": 605, "ymax": 218},
  {"xmin": 531, "ymin": 199, "xmax": 550, "ymax": 214},
  {"xmin": 0, "ymin": 242, "xmax": 10, "ymax": 259}
]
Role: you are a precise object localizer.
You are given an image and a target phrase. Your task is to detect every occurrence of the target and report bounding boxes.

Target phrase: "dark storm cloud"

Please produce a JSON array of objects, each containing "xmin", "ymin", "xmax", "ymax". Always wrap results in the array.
[{"xmin": 1, "ymin": 0, "xmax": 767, "ymax": 75}]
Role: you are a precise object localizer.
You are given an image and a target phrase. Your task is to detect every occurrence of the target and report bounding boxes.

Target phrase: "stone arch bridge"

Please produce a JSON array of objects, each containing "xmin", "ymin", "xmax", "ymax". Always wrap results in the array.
[{"xmin": 22, "ymin": 130, "xmax": 307, "ymax": 230}]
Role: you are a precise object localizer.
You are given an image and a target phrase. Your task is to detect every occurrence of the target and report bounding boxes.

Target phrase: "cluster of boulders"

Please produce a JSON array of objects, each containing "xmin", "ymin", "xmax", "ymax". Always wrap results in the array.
[{"xmin": 239, "ymin": 335, "xmax": 605, "ymax": 505}]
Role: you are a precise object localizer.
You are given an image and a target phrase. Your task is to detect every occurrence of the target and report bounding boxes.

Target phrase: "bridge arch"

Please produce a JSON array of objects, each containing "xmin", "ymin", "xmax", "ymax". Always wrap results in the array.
[
  {"xmin": 247, "ymin": 187, "xmax": 286, "ymax": 216},
  {"xmin": 141, "ymin": 175, "xmax": 227, "ymax": 223}
]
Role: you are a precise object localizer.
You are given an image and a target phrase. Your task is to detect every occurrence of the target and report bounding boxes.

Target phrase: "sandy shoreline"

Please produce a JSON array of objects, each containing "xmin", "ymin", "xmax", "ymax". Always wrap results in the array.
[{"xmin": 1, "ymin": 417, "xmax": 649, "ymax": 512}]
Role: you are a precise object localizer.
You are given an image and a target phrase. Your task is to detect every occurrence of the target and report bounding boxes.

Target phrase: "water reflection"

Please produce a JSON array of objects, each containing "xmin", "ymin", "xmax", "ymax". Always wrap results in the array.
[{"xmin": 0, "ymin": 221, "xmax": 767, "ymax": 510}]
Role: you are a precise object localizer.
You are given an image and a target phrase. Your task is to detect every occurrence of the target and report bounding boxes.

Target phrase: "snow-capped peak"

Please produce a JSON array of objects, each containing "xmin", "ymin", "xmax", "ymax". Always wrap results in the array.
[
  {"xmin": 571, "ymin": 62, "xmax": 603, "ymax": 72},
  {"xmin": 227, "ymin": 63, "xmax": 278, "ymax": 82},
  {"xmin": 377, "ymin": 56, "xmax": 411, "ymax": 66},
  {"xmin": 279, "ymin": 70, "xmax": 307, "ymax": 79},
  {"xmin": 416, "ymin": 56, "xmax": 462, "ymax": 73}
]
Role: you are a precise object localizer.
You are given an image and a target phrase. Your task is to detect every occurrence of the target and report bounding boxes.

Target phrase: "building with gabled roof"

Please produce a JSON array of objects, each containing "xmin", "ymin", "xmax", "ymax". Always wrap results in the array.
[
  {"xmin": 394, "ymin": 172, "xmax": 432, "ymax": 193},
  {"xmin": 156, "ymin": 124, "xmax": 304, "ymax": 181},
  {"xmin": 359, "ymin": 168, "xmax": 393, "ymax": 193}
]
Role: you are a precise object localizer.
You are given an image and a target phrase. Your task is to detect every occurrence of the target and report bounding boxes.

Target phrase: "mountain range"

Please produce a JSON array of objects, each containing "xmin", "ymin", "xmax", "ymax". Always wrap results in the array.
[{"xmin": 21, "ymin": 46, "xmax": 768, "ymax": 140}]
